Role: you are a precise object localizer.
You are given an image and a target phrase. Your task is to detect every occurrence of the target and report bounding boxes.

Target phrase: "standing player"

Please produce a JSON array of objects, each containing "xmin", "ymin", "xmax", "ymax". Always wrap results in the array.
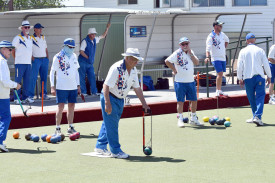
[
  {"xmin": 237, "ymin": 33, "xmax": 271, "ymax": 126},
  {"xmin": 0, "ymin": 40, "xmax": 21, "ymax": 152},
  {"xmin": 205, "ymin": 20, "xmax": 229, "ymax": 96},
  {"xmin": 94, "ymin": 48, "xmax": 150, "ymax": 159},
  {"xmin": 12, "ymin": 20, "xmax": 34, "ymax": 104},
  {"xmin": 267, "ymin": 44, "xmax": 275, "ymax": 104},
  {"xmin": 78, "ymin": 23, "xmax": 110, "ymax": 96},
  {"xmin": 165, "ymin": 37, "xmax": 204, "ymax": 128},
  {"xmin": 50, "ymin": 38, "xmax": 81, "ymax": 135},
  {"xmin": 29, "ymin": 23, "xmax": 50, "ymax": 100}
]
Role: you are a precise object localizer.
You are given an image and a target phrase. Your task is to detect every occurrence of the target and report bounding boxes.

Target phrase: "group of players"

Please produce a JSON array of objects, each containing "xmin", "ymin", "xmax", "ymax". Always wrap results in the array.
[{"xmin": 0, "ymin": 19, "xmax": 274, "ymax": 158}]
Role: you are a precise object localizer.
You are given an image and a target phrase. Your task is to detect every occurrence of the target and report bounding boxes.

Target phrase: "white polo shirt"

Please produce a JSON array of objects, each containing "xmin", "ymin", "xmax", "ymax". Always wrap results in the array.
[
  {"xmin": 31, "ymin": 34, "xmax": 47, "ymax": 58},
  {"xmin": 166, "ymin": 48, "xmax": 197, "ymax": 83},
  {"xmin": 206, "ymin": 31, "xmax": 229, "ymax": 61},
  {"xmin": 50, "ymin": 52, "xmax": 80, "ymax": 90},
  {"xmin": 104, "ymin": 59, "xmax": 140, "ymax": 99},
  {"xmin": 80, "ymin": 36, "xmax": 102, "ymax": 51},
  {"xmin": 268, "ymin": 44, "xmax": 275, "ymax": 63},
  {"xmin": 12, "ymin": 32, "xmax": 33, "ymax": 64},
  {"xmin": 0, "ymin": 54, "xmax": 18, "ymax": 99},
  {"xmin": 237, "ymin": 44, "xmax": 271, "ymax": 80}
]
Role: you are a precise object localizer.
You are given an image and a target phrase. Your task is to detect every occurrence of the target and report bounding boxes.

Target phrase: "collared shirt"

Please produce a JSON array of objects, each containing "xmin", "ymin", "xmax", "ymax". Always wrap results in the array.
[
  {"xmin": 31, "ymin": 33, "xmax": 47, "ymax": 58},
  {"xmin": 0, "ymin": 54, "xmax": 17, "ymax": 99},
  {"xmin": 237, "ymin": 44, "xmax": 271, "ymax": 80},
  {"xmin": 80, "ymin": 36, "xmax": 102, "ymax": 51},
  {"xmin": 268, "ymin": 44, "xmax": 275, "ymax": 63},
  {"xmin": 50, "ymin": 51, "xmax": 80, "ymax": 90},
  {"xmin": 166, "ymin": 48, "xmax": 197, "ymax": 83},
  {"xmin": 12, "ymin": 32, "xmax": 33, "ymax": 64},
  {"xmin": 105, "ymin": 59, "xmax": 140, "ymax": 99},
  {"xmin": 206, "ymin": 31, "xmax": 229, "ymax": 61}
]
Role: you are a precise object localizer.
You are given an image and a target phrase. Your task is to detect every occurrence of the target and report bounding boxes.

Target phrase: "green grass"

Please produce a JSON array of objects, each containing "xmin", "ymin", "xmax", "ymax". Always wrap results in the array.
[{"xmin": 1, "ymin": 105, "xmax": 275, "ymax": 183}]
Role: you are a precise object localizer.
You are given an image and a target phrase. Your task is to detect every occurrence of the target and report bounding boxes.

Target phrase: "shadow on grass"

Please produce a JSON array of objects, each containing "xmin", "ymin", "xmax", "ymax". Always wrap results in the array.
[
  {"xmin": 8, "ymin": 148, "xmax": 56, "ymax": 154},
  {"xmin": 256, "ymin": 123, "xmax": 275, "ymax": 127},
  {"xmin": 79, "ymin": 134, "xmax": 98, "ymax": 139},
  {"xmin": 186, "ymin": 125, "xmax": 226, "ymax": 130},
  {"xmin": 127, "ymin": 156, "xmax": 185, "ymax": 163}
]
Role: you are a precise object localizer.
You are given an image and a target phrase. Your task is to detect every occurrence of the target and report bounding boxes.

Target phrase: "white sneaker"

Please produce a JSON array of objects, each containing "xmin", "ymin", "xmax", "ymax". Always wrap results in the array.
[
  {"xmin": 82, "ymin": 93, "xmax": 88, "ymax": 97},
  {"xmin": 0, "ymin": 144, "xmax": 9, "ymax": 152},
  {"xmin": 253, "ymin": 117, "xmax": 264, "ymax": 126},
  {"xmin": 177, "ymin": 119, "xmax": 185, "ymax": 128},
  {"xmin": 246, "ymin": 118, "xmax": 254, "ymax": 123},
  {"xmin": 190, "ymin": 116, "xmax": 204, "ymax": 126},
  {"xmin": 111, "ymin": 151, "xmax": 129, "ymax": 159},
  {"xmin": 269, "ymin": 97, "xmax": 275, "ymax": 105},
  {"xmin": 14, "ymin": 99, "xmax": 21, "ymax": 105},
  {"xmin": 216, "ymin": 90, "xmax": 228, "ymax": 97},
  {"xmin": 43, "ymin": 95, "xmax": 50, "ymax": 100},
  {"xmin": 25, "ymin": 97, "xmax": 34, "ymax": 103},
  {"xmin": 94, "ymin": 148, "xmax": 111, "ymax": 156}
]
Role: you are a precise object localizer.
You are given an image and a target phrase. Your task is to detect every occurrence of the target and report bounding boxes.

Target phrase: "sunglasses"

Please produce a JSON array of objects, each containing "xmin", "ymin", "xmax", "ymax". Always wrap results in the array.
[
  {"xmin": 67, "ymin": 46, "xmax": 75, "ymax": 49},
  {"xmin": 181, "ymin": 43, "xmax": 189, "ymax": 46},
  {"xmin": 23, "ymin": 26, "xmax": 30, "ymax": 29}
]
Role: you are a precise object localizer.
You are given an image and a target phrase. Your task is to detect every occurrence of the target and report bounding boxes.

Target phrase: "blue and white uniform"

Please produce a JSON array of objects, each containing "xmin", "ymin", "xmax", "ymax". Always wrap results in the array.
[
  {"xmin": 206, "ymin": 31, "xmax": 229, "ymax": 73},
  {"xmin": 268, "ymin": 44, "xmax": 275, "ymax": 84},
  {"xmin": 29, "ymin": 33, "xmax": 49, "ymax": 98},
  {"xmin": 12, "ymin": 32, "xmax": 33, "ymax": 100},
  {"xmin": 166, "ymin": 48, "xmax": 197, "ymax": 102},
  {"xmin": 237, "ymin": 44, "xmax": 271, "ymax": 119},
  {"xmin": 96, "ymin": 59, "xmax": 140, "ymax": 154},
  {"xmin": 78, "ymin": 36, "xmax": 102, "ymax": 95},
  {"xmin": 0, "ymin": 53, "xmax": 17, "ymax": 145},
  {"xmin": 50, "ymin": 50, "xmax": 80, "ymax": 104}
]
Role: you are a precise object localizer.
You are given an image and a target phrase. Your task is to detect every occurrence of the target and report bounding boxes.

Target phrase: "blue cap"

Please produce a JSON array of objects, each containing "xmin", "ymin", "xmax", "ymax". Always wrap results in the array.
[
  {"xmin": 179, "ymin": 37, "xmax": 189, "ymax": 44},
  {"xmin": 63, "ymin": 38, "xmax": 75, "ymax": 48},
  {"xmin": 34, "ymin": 23, "xmax": 44, "ymax": 29},
  {"xmin": 0, "ymin": 40, "xmax": 14, "ymax": 48},
  {"xmin": 246, "ymin": 33, "xmax": 256, "ymax": 40}
]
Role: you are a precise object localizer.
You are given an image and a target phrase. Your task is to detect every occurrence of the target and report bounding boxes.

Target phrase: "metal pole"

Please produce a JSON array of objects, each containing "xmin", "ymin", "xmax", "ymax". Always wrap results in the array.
[
  {"xmin": 232, "ymin": 14, "xmax": 247, "ymax": 84},
  {"xmin": 97, "ymin": 14, "xmax": 112, "ymax": 80},
  {"xmin": 140, "ymin": 15, "xmax": 157, "ymax": 90},
  {"xmin": 266, "ymin": 37, "xmax": 269, "ymax": 56},
  {"xmin": 206, "ymin": 62, "xmax": 209, "ymax": 98}
]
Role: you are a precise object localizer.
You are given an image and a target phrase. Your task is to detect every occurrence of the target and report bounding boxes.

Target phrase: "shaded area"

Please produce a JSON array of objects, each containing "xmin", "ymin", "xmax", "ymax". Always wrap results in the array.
[
  {"xmin": 8, "ymin": 148, "xmax": 56, "ymax": 154},
  {"xmin": 127, "ymin": 156, "xmax": 185, "ymax": 163}
]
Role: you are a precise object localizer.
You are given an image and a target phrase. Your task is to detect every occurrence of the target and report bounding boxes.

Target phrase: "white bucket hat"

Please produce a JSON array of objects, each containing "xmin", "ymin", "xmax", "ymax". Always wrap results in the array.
[
  {"xmin": 121, "ymin": 48, "xmax": 144, "ymax": 61},
  {"xmin": 18, "ymin": 20, "xmax": 33, "ymax": 31},
  {"xmin": 88, "ymin": 28, "xmax": 97, "ymax": 35}
]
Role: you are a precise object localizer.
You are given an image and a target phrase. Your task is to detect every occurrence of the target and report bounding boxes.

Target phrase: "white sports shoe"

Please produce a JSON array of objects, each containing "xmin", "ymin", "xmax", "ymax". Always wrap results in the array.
[
  {"xmin": 190, "ymin": 116, "xmax": 204, "ymax": 126},
  {"xmin": 269, "ymin": 97, "xmax": 275, "ymax": 105},
  {"xmin": 216, "ymin": 90, "xmax": 228, "ymax": 97},
  {"xmin": 94, "ymin": 148, "xmax": 111, "ymax": 156},
  {"xmin": 177, "ymin": 119, "xmax": 185, "ymax": 128},
  {"xmin": 25, "ymin": 97, "xmax": 34, "ymax": 103},
  {"xmin": 253, "ymin": 117, "xmax": 264, "ymax": 126},
  {"xmin": 0, "ymin": 144, "xmax": 9, "ymax": 152},
  {"xmin": 14, "ymin": 99, "xmax": 22, "ymax": 105},
  {"xmin": 246, "ymin": 118, "xmax": 254, "ymax": 123},
  {"xmin": 111, "ymin": 151, "xmax": 129, "ymax": 159}
]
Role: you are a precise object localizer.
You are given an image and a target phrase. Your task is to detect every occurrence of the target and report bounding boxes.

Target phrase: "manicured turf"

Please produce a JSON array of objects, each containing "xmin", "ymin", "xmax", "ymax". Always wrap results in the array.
[{"xmin": 1, "ymin": 105, "xmax": 275, "ymax": 183}]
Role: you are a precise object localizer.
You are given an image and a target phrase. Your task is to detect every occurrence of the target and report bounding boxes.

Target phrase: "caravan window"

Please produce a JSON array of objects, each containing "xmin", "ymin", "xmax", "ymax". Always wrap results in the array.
[
  {"xmin": 193, "ymin": 0, "xmax": 224, "ymax": 7},
  {"xmin": 156, "ymin": 0, "xmax": 185, "ymax": 8},
  {"xmin": 118, "ymin": 0, "xmax": 137, "ymax": 4},
  {"xmin": 233, "ymin": 0, "xmax": 267, "ymax": 6}
]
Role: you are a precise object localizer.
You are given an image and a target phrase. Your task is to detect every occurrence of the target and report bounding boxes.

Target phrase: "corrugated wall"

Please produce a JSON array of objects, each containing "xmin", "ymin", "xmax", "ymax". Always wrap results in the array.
[{"xmin": 125, "ymin": 14, "xmax": 217, "ymax": 84}]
